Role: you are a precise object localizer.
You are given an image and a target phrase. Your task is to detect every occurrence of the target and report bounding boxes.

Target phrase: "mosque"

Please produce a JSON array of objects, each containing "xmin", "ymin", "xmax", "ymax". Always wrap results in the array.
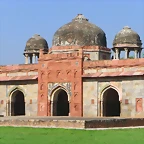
[{"xmin": 0, "ymin": 14, "xmax": 143, "ymax": 118}]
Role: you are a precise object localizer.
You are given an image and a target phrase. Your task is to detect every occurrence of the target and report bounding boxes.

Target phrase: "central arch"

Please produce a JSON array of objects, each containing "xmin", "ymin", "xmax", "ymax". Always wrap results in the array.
[
  {"xmin": 103, "ymin": 88, "xmax": 120, "ymax": 117},
  {"xmin": 52, "ymin": 88, "xmax": 69, "ymax": 116},
  {"xmin": 11, "ymin": 90, "xmax": 25, "ymax": 116}
]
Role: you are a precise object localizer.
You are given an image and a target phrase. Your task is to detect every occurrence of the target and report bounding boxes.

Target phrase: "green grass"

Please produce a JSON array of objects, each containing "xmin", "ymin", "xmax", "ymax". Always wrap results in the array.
[{"xmin": 0, "ymin": 127, "xmax": 144, "ymax": 144}]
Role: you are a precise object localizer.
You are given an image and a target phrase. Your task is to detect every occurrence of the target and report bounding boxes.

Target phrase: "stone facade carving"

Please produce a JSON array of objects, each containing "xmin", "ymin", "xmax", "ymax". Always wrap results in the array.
[
  {"xmin": 74, "ymin": 103, "xmax": 79, "ymax": 111},
  {"xmin": 136, "ymin": 98, "xmax": 143, "ymax": 112},
  {"xmin": 74, "ymin": 82, "xmax": 77, "ymax": 90},
  {"xmin": 74, "ymin": 70, "xmax": 78, "ymax": 78},
  {"xmin": 40, "ymin": 103, "xmax": 45, "ymax": 112},
  {"xmin": 74, "ymin": 92, "xmax": 78, "ymax": 98},
  {"xmin": 47, "ymin": 71, "xmax": 51, "ymax": 78},
  {"xmin": 66, "ymin": 70, "xmax": 71, "ymax": 76},
  {"xmin": 41, "ymin": 94, "xmax": 44, "ymax": 98},
  {"xmin": 48, "ymin": 82, "xmax": 72, "ymax": 98},
  {"xmin": 41, "ymin": 71, "xmax": 44, "ymax": 80},
  {"xmin": 56, "ymin": 70, "xmax": 61, "ymax": 78},
  {"xmin": 40, "ymin": 84, "xmax": 44, "ymax": 90}
]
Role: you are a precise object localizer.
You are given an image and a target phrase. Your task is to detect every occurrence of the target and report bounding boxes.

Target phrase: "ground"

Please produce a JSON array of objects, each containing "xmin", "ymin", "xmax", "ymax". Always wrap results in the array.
[{"xmin": 0, "ymin": 127, "xmax": 144, "ymax": 144}]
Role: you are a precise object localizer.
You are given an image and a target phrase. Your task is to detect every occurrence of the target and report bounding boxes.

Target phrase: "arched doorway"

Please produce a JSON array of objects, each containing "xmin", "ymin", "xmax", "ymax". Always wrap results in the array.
[
  {"xmin": 52, "ymin": 89, "xmax": 69, "ymax": 116},
  {"xmin": 103, "ymin": 88, "xmax": 120, "ymax": 117},
  {"xmin": 11, "ymin": 90, "xmax": 25, "ymax": 116}
]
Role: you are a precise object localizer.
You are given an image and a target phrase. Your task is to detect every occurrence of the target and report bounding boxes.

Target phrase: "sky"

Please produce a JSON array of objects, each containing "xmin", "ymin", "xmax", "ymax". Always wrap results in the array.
[{"xmin": 0, "ymin": 0, "xmax": 144, "ymax": 65}]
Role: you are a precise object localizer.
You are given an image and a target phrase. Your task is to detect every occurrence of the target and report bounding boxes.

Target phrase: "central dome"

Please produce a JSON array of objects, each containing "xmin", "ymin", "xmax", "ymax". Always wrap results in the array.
[{"xmin": 52, "ymin": 14, "xmax": 107, "ymax": 47}]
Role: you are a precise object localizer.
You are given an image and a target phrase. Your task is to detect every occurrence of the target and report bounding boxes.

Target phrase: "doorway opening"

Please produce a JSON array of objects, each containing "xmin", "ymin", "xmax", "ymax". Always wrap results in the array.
[
  {"xmin": 103, "ymin": 88, "xmax": 120, "ymax": 117},
  {"xmin": 11, "ymin": 90, "xmax": 25, "ymax": 116},
  {"xmin": 53, "ymin": 89, "xmax": 69, "ymax": 116}
]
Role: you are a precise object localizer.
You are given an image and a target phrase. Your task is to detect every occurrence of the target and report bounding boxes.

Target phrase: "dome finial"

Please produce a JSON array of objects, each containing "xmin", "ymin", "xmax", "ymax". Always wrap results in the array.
[
  {"xmin": 32, "ymin": 34, "xmax": 40, "ymax": 38},
  {"xmin": 123, "ymin": 26, "xmax": 131, "ymax": 29},
  {"xmin": 73, "ymin": 14, "xmax": 89, "ymax": 21}
]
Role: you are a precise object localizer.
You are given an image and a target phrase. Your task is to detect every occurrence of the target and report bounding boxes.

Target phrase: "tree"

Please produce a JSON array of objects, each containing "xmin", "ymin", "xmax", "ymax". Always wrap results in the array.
[{"xmin": 129, "ymin": 56, "xmax": 134, "ymax": 59}]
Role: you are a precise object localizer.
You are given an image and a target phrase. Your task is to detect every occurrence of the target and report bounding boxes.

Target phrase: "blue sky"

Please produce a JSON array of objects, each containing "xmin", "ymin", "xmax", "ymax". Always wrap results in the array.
[{"xmin": 0, "ymin": 0, "xmax": 144, "ymax": 65}]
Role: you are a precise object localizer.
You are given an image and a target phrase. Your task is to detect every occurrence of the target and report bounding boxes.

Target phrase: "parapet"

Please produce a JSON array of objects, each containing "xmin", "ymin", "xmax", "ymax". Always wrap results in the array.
[
  {"xmin": 0, "ymin": 64, "xmax": 38, "ymax": 73},
  {"xmin": 39, "ymin": 48, "xmax": 83, "ymax": 61},
  {"xmin": 83, "ymin": 58, "xmax": 144, "ymax": 69},
  {"xmin": 49, "ymin": 45, "xmax": 111, "ymax": 52}
]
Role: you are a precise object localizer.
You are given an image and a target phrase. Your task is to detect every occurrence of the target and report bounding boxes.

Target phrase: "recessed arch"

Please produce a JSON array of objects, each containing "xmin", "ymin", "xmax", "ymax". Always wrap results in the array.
[
  {"xmin": 8, "ymin": 88, "xmax": 25, "ymax": 116},
  {"xmin": 100, "ymin": 85, "xmax": 121, "ymax": 101},
  {"xmin": 101, "ymin": 85, "xmax": 120, "ymax": 117},
  {"xmin": 50, "ymin": 86, "xmax": 70, "ymax": 102},
  {"xmin": 51, "ymin": 87, "xmax": 70, "ymax": 116}
]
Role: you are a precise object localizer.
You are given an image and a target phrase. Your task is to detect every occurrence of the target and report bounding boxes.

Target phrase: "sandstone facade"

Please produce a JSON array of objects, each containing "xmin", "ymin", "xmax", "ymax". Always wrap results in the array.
[{"xmin": 0, "ymin": 14, "xmax": 143, "ymax": 118}]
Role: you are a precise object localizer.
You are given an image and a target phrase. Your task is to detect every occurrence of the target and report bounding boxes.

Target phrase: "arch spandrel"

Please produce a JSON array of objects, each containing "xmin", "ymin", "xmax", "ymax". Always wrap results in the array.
[{"xmin": 48, "ymin": 82, "xmax": 71, "ymax": 100}]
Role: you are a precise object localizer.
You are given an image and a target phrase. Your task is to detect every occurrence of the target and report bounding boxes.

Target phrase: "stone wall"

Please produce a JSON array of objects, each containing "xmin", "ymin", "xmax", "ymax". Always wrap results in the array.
[
  {"xmin": 83, "ymin": 58, "xmax": 144, "ymax": 71},
  {"xmin": 84, "ymin": 65, "xmax": 144, "ymax": 74},
  {"xmin": 83, "ymin": 76, "xmax": 144, "ymax": 117},
  {"xmin": 1, "ymin": 117, "xmax": 144, "ymax": 129},
  {"xmin": 83, "ymin": 79, "xmax": 98, "ymax": 117},
  {"xmin": 85, "ymin": 51, "xmax": 110, "ymax": 61},
  {"xmin": 120, "ymin": 77, "xmax": 144, "ymax": 117},
  {"xmin": 85, "ymin": 118, "xmax": 144, "ymax": 128},
  {"xmin": 87, "ymin": 52, "xmax": 99, "ymax": 60},
  {"xmin": 38, "ymin": 50, "xmax": 83, "ymax": 117},
  {"xmin": 0, "ymin": 64, "xmax": 38, "ymax": 116},
  {"xmin": 99, "ymin": 51, "xmax": 111, "ymax": 60},
  {"xmin": 0, "ymin": 118, "xmax": 85, "ymax": 129},
  {"xmin": 0, "ymin": 80, "xmax": 38, "ymax": 116}
]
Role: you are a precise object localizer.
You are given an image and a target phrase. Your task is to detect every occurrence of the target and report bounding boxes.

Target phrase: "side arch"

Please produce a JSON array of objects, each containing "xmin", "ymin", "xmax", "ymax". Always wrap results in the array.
[
  {"xmin": 100, "ymin": 85, "xmax": 121, "ymax": 101},
  {"xmin": 100, "ymin": 85, "xmax": 121, "ymax": 117},
  {"xmin": 7, "ymin": 86, "xmax": 26, "ymax": 116}
]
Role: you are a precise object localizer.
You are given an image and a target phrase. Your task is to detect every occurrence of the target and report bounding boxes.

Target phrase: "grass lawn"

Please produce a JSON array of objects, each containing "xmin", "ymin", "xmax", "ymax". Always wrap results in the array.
[{"xmin": 0, "ymin": 127, "xmax": 144, "ymax": 144}]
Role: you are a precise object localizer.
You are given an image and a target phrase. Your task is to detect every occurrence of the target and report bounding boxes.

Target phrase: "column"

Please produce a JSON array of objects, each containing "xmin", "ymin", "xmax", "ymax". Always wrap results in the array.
[
  {"xmin": 33, "ymin": 53, "xmax": 36, "ymax": 63},
  {"xmin": 51, "ymin": 101, "xmax": 53, "ymax": 116},
  {"xmin": 98, "ymin": 100, "xmax": 101, "ymax": 117},
  {"xmin": 37, "ymin": 54, "xmax": 39, "ymax": 63},
  {"xmin": 124, "ymin": 48, "xmax": 128, "ymax": 59},
  {"xmin": 120, "ymin": 100, "xmax": 122, "ymax": 117},
  {"xmin": 118, "ymin": 50, "xmax": 121, "ymax": 59},
  {"xmin": 9, "ymin": 99, "xmax": 11, "ymax": 116},
  {"xmin": 68, "ymin": 101, "xmax": 71, "ymax": 116},
  {"xmin": 113, "ymin": 51, "xmax": 116, "ymax": 59},
  {"xmin": 25, "ymin": 54, "xmax": 29, "ymax": 64},
  {"xmin": 100, "ymin": 101, "xmax": 103, "ymax": 117},
  {"xmin": 6, "ymin": 101, "xmax": 8, "ymax": 116},
  {"xmin": 30, "ymin": 55, "xmax": 32, "ymax": 63},
  {"xmin": 139, "ymin": 49, "xmax": 142, "ymax": 58},
  {"xmin": 115, "ymin": 48, "xmax": 119, "ymax": 59},
  {"xmin": 134, "ymin": 49, "xmax": 138, "ymax": 59}
]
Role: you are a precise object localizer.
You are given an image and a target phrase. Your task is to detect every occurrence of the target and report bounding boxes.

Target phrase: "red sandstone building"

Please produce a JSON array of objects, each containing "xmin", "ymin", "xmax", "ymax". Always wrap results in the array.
[{"xmin": 0, "ymin": 14, "xmax": 143, "ymax": 117}]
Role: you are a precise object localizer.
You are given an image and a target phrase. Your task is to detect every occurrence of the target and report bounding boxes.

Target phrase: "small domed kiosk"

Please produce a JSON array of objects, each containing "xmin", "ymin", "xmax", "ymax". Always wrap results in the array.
[
  {"xmin": 24, "ymin": 34, "xmax": 48, "ymax": 64},
  {"xmin": 112, "ymin": 26, "xmax": 142, "ymax": 59}
]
